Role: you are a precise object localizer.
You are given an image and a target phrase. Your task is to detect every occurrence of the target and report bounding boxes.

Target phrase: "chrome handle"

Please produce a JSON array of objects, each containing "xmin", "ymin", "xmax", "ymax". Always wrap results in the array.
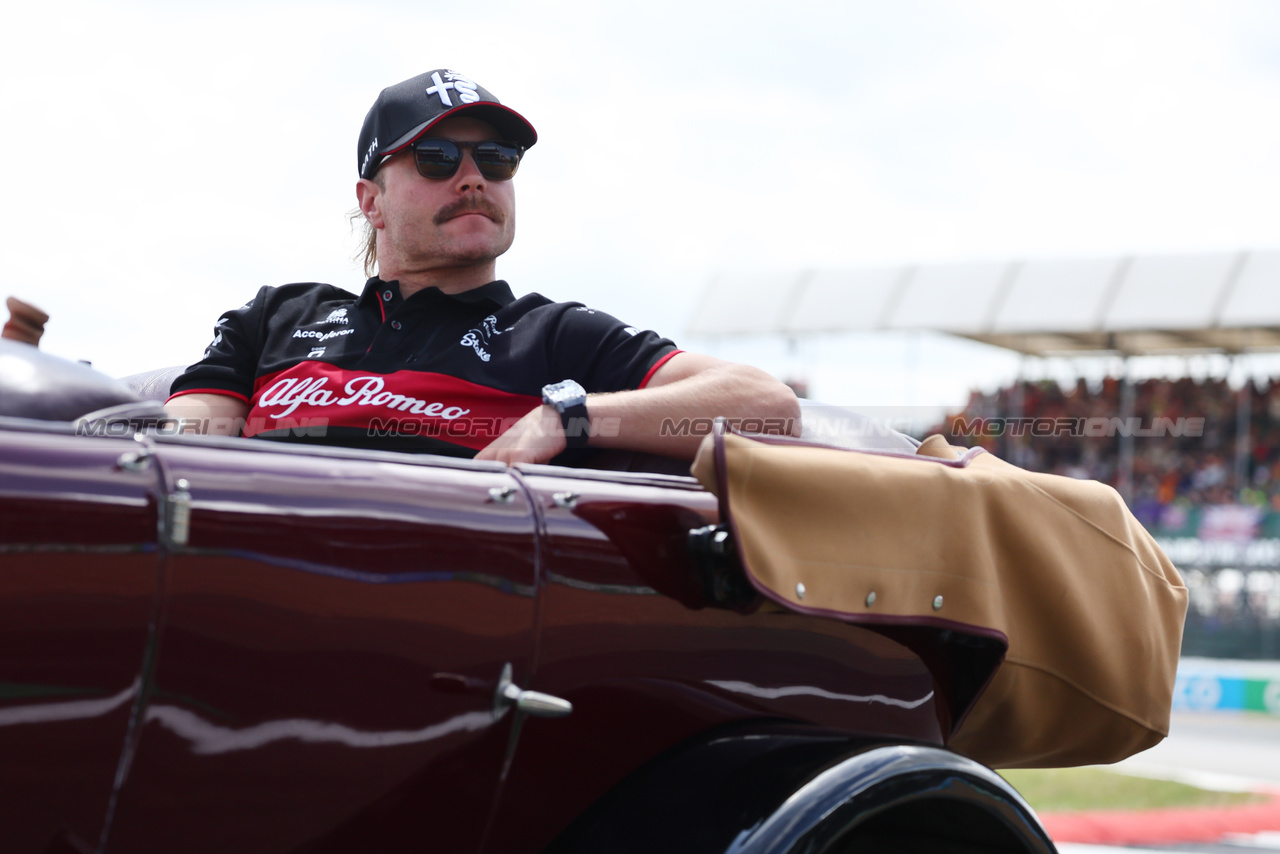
[{"xmin": 494, "ymin": 663, "xmax": 572, "ymax": 719}]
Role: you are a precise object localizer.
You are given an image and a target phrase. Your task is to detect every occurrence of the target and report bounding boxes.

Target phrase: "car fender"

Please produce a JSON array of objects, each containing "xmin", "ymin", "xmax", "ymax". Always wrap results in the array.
[{"xmin": 542, "ymin": 722, "xmax": 1056, "ymax": 854}]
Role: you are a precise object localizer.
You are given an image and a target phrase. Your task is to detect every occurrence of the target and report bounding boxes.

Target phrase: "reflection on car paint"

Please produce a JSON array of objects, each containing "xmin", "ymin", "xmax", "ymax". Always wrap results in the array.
[
  {"xmin": 0, "ymin": 542, "xmax": 156, "ymax": 555},
  {"xmin": 544, "ymin": 570, "xmax": 657, "ymax": 596},
  {"xmin": 143, "ymin": 705, "xmax": 494, "ymax": 755},
  {"xmin": 181, "ymin": 546, "xmax": 537, "ymax": 595},
  {"xmin": 188, "ymin": 498, "xmax": 534, "ymax": 536},
  {"xmin": 706, "ymin": 679, "xmax": 936, "ymax": 710},
  {"xmin": 0, "ymin": 681, "xmax": 137, "ymax": 727}
]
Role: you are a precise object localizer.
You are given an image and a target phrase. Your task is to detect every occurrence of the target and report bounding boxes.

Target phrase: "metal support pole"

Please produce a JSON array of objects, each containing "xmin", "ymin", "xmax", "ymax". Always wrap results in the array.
[
  {"xmin": 1008, "ymin": 355, "xmax": 1026, "ymax": 464},
  {"xmin": 1234, "ymin": 355, "xmax": 1252, "ymax": 498},
  {"xmin": 1118, "ymin": 357, "xmax": 1135, "ymax": 505}
]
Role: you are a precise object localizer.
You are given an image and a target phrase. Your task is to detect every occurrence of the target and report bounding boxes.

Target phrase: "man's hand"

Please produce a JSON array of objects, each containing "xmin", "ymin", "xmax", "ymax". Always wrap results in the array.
[{"xmin": 474, "ymin": 405, "xmax": 567, "ymax": 465}]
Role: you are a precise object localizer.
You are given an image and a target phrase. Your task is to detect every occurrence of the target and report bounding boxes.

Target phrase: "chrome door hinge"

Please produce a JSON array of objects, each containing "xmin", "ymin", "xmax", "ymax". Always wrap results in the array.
[
  {"xmin": 160, "ymin": 478, "xmax": 192, "ymax": 549},
  {"xmin": 552, "ymin": 491, "xmax": 580, "ymax": 510},
  {"xmin": 116, "ymin": 433, "xmax": 154, "ymax": 472},
  {"xmin": 488, "ymin": 485, "xmax": 517, "ymax": 504}
]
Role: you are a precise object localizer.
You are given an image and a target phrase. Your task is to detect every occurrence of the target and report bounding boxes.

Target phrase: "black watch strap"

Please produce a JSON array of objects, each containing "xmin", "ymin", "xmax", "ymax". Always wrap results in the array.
[{"xmin": 542, "ymin": 380, "xmax": 590, "ymax": 449}]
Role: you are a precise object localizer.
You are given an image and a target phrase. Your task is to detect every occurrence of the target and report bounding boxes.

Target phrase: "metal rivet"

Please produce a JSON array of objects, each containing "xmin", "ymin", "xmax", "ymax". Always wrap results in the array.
[
  {"xmin": 932, "ymin": 595, "xmax": 944, "ymax": 610},
  {"xmin": 382, "ymin": 290, "xmax": 393, "ymax": 301},
  {"xmin": 866, "ymin": 592, "xmax": 877, "ymax": 607},
  {"xmin": 795, "ymin": 582, "xmax": 806, "ymax": 600},
  {"xmin": 116, "ymin": 449, "xmax": 152, "ymax": 472},
  {"xmin": 487, "ymin": 486, "xmax": 516, "ymax": 504},
  {"xmin": 391, "ymin": 320, "xmax": 402, "ymax": 330},
  {"xmin": 552, "ymin": 491, "xmax": 580, "ymax": 509}
]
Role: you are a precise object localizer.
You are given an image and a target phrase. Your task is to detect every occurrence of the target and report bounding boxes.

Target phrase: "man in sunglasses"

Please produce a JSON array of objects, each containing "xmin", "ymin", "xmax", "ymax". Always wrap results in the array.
[{"xmin": 165, "ymin": 69, "xmax": 799, "ymax": 464}]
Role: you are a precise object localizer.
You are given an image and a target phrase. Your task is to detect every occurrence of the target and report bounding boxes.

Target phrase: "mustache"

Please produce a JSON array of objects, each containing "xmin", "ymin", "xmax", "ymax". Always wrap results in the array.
[{"xmin": 434, "ymin": 196, "xmax": 505, "ymax": 225}]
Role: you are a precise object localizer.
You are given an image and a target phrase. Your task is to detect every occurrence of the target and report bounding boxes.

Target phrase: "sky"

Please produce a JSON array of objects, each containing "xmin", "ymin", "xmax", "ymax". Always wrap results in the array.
[{"xmin": 3, "ymin": 0, "xmax": 1279, "ymax": 424}]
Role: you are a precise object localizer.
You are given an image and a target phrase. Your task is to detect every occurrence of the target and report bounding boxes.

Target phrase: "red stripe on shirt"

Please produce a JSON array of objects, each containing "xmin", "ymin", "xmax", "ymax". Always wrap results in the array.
[
  {"xmin": 246, "ymin": 364, "xmax": 540, "ymax": 450},
  {"xmin": 166, "ymin": 388, "xmax": 251, "ymax": 404},
  {"xmin": 639, "ymin": 349, "xmax": 683, "ymax": 389}
]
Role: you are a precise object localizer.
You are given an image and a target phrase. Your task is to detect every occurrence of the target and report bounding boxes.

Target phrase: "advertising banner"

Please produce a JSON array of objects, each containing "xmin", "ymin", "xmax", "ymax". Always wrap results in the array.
[{"xmin": 1172, "ymin": 659, "xmax": 1280, "ymax": 714}]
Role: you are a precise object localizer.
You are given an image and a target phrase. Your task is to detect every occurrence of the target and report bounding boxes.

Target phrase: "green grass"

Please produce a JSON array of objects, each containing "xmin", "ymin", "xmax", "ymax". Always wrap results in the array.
[{"xmin": 998, "ymin": 767, "xmax": 1266, "ymax": 813}]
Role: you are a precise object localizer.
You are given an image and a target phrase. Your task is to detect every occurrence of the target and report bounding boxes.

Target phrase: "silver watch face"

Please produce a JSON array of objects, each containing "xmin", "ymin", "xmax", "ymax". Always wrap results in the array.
[{"xmin": 543, "ymin": 380, "xmax": 586, "ymax": 409}]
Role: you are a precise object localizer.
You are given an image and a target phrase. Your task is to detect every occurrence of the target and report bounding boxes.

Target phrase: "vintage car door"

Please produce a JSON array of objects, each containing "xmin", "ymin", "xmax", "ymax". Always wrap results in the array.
[
  {"xmin": 0, "ymin": 427, "xmax": 163, "ymax": 854},
  {"xmin": 486, "ymin": 465, "xmax": 947, "ymax": 854},
  {"xmin": 103, "ymin": 439, "xmax": 540, "ymax": 854}
]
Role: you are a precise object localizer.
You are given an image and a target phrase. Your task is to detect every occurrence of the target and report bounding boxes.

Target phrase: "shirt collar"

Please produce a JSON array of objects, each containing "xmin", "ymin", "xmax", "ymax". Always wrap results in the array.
[{"xmin": 357, "ymin": 277, "xmax": 516, "ymax": 309}]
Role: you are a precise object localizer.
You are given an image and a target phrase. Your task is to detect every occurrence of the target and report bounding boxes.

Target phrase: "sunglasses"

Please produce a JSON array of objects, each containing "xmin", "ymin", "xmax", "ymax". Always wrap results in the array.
[{"xmin": 409, "ymin": 138, "xmax": 524, "ymax": 181}]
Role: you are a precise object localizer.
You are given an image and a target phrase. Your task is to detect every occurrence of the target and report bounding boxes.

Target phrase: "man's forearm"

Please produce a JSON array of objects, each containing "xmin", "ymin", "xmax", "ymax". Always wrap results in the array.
[
  {"xmin": 474, "ymin": 353, "xmax": 801, "ymax": 465},
  {"xmin": 164, "ymin": 393, "xmax": 250, "ymax": 435},
  {"xmin": 584, "ymin": 362, "xmax": 800, "ymax": 459}
]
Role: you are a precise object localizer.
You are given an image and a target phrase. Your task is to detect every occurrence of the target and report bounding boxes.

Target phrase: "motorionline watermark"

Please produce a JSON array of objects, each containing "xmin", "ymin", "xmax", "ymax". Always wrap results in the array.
[
  {"xmin": 76, "ymin": 415, "xmax": 628, "ymax": 440},
  {"xmin": 947, "ymin": 416, "xmax": 1206, "ymax": 439},
  {"xmin": 77, "ymin": 417, "xmax": 332, "ymax": 437},
  {"xmin": 78, "ymin": 414, "xmax": 1208, "ymax": 442},
  {"xmin": 367, "ymin": 415, "xmax": 621, "ymax": 440},
  {"xmin": 659, "ymin": 417, "xmax": 801, "ymax": 437}
]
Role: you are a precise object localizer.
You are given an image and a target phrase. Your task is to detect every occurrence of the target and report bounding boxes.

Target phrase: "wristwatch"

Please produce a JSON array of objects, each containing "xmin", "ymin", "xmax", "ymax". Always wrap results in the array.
[{"xmin": 542, "ymin": 379, "xmax": 590, "ymax": 449}]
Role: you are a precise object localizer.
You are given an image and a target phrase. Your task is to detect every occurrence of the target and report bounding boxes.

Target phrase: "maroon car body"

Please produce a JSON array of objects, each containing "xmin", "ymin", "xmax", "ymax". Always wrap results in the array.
[{"xmin": 0, "ymin": 342, "xmax": 1055, "ymax": 854}]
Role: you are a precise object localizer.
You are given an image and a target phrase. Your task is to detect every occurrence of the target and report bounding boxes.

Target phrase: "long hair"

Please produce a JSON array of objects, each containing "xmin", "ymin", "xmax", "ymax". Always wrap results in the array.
[
  {"xmin": 349, "ymin": 210, "xmax": 378, "ymax": 277},
  {"xmin": 349, "ymin": 171, "xmax": 385, "ymax": 277}
]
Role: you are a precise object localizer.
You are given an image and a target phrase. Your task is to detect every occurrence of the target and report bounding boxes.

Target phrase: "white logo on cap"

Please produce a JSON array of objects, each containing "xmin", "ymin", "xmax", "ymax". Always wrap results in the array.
[
  {"xmin": 425, "ymin": 70, "xmax": 480, "ymax": 107},
  {"xmin": 361, "ymin": 136, "xmax": 379, "ymax": 176}
]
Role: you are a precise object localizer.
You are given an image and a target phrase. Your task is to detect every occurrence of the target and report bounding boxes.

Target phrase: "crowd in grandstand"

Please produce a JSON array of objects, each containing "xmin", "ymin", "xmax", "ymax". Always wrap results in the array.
[
  {"xmin": 930, "ymin": 375, "xmax": 1280, "ymax": 532},
  {"xmin": 927, "ymin": 374, "xmax": 1280, "ymax": 655},
  {"xmin": 913, "ymin": 374, "xmax": 1280, "ymax": 654}
]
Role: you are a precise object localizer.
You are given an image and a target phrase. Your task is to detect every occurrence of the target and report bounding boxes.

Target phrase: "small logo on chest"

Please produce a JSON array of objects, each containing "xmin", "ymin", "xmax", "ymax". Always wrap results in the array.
[{"xmin": 460, "ymin": 315, "xmax": 501, "ymax": 363}]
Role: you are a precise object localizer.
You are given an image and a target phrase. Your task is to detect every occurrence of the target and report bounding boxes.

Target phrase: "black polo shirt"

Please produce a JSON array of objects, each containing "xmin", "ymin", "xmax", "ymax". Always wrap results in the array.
[{"xmin": 168, "ymin": 278, "xmax": 680, "ymax": 455}]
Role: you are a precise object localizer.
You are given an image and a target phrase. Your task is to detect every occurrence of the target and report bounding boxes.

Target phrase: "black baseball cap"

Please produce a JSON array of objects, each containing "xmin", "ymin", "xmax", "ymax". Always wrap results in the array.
[{"xmin": 357, "ymin": 69, "xmax": 537, "ymax": 179}]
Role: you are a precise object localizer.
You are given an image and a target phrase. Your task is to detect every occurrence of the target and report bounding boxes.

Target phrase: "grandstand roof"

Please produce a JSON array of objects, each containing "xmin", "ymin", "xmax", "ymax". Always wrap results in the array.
[{"xmin": 687, "ymin": 250, "xmax": 1280, "ymax": 356}]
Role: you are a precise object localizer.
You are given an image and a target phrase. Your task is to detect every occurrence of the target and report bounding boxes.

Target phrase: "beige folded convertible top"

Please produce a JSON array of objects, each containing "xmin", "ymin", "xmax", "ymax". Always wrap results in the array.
[{"xmin": 692, "ymin": 427, "xmax": 1187, "ymax": 768}]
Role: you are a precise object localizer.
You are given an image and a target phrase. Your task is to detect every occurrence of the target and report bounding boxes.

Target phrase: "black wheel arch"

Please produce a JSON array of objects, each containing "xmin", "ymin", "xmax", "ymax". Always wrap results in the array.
[{"xmin": 542, "ymin": 721, "xmax": 1056, "ymax": 854}]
